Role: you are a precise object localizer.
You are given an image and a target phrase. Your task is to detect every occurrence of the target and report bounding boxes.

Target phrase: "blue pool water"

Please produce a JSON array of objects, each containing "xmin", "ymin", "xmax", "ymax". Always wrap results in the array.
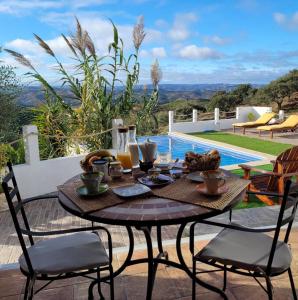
[{"xmin": 137, "ymin": 135, "xmax": 263, "ymax": 166}]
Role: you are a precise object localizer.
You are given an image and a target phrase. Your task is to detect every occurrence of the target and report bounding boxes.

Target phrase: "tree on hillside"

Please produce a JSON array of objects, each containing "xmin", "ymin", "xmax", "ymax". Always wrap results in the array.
[
  {"xmin": 0, "ymin": 64, "xmax": 21, "ymax": 143},
  {"xmin": 231, "ymin": 84, "xmax": 255, "ymax": 102},
  {"xmin": 207, "ymin": 84, "xmax": 256, "ymax": 112},
  {"xmin": 208, "ymin": 91, "xmax": 239, "ymax": 112},
  {"xmin": 264, "ymin": 70, "xmax": 298, "ymax": 111}
]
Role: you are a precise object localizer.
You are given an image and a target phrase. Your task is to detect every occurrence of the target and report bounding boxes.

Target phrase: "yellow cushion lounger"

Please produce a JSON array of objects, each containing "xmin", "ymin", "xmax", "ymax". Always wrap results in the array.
[
  {"xmin": 257, "ymin": 115, "xmax": 298, "ymax": 138},
  {"xmin": 233, "ymin": 112, "xmax": 276, "ymax": 134}
]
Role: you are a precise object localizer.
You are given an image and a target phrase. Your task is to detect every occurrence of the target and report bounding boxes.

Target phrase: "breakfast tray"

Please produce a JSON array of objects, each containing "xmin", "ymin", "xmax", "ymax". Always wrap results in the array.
[{"xmin": 152, "ymin": 177, "xmax": 250, "ymax": 211}]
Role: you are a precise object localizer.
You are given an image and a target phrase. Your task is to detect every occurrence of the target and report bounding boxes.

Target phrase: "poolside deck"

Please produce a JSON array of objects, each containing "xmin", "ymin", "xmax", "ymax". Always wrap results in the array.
[
  {"xmin": 0, "ymin": 228, "xmax": 297, "ymax": 300},
  {"xmin": 224, "ymin": 128, "xmax": 298, "ymax": 145}
]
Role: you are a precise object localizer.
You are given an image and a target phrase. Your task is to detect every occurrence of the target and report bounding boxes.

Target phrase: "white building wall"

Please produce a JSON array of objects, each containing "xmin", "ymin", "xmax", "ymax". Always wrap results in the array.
[{"xmin": 169, "ymin": 106, "xmax": 273, "ymax": 134}]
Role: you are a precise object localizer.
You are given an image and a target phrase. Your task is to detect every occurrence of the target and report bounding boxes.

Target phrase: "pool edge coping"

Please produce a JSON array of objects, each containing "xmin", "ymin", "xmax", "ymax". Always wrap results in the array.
[{"xmin": 169, "ymin": 131, "xmax": 276, "ymax": 169}]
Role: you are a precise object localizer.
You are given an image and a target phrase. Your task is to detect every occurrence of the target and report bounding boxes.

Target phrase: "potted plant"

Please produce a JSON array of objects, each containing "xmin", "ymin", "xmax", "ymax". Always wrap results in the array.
[{"xmin": 0, "ymin": 144, "xmax": 9, "ymax": 211}]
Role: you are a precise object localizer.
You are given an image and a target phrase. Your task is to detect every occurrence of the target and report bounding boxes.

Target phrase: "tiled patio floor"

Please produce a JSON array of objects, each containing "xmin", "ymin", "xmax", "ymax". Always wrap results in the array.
[
  {"xmin": 1, "ymin": 196, "xmax": 298, "ymax": 266},
  {"xmin": 0, "ymin": 229, "xmax": 297, "ymax": 300}
]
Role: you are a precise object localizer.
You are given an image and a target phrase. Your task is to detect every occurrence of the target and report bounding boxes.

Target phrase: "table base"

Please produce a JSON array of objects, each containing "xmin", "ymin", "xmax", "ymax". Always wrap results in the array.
[{"xmin": 96, "ymin": 223, "xmax": 228, "ymax": 300}]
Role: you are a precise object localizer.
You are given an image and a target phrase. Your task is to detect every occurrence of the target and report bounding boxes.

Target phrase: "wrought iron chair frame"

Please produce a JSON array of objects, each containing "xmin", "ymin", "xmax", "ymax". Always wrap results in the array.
[
  {"xmin": 2, "ymin": 162, "xmax": 114, "ymax": 300},
  {"xmin": 189, "ymin": 181, "xmax": 298, "ymax": 300}
]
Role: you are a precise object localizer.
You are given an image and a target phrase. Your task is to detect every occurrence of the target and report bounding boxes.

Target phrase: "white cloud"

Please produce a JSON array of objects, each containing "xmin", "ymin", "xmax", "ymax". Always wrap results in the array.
[
  {"xmin": 151, "ymin": 47, "xmax": 166, "ymax": 58},
  {"xmin": 178, "ymin": 45, "xmax": 222, "ymax": 60},
  {"xmin": 0, "ymin": 0, "xmax": 113, "ymax": 15},
  {"xmin": 155, "ymin": 19, "xmax": 168, "ymax": 28},
  {"xmin": 139, "ymin": 49, "xmax": 149, "ymax": 58},
  {"xmin": 71, "ymin": 0, "xmax": 113, "ymax": 9},
  {"xmin": 168, "ymin": 13, "xmax": 198, "ymax": 41},
  {"xmin": 273, "ymin": 12, "xmax": 298, "ymax": 30},
  {"xmin": 0, "ymin": 0, "xmax": 63, "ymax": 15},
  {"xmin": 5, "ymin": 36, "xmax": 71, "ymax": 57},
  {"xmin": 204, "ymin": 35, "xmax": 231, "ymax": 46}
]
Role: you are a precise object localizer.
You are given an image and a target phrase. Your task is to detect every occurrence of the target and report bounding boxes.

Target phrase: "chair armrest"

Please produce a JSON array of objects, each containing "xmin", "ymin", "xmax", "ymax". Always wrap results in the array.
[
  {"xmin": 238, "ymin": 164, "xmax": 280, "ymax": 176},
  {"xmin": 246, "ymin": 190, "xmax": 282, "ymax": 197},
  {"xmin": 197, "ymin": 220, "xmax": 276, "ymax": 233},
  {"xmin": 20, "ymin": 225, "xmax": 110, "ymax": 237},
  {"xmin": 22, "ymin": 195, "xmax": 58, "ymax": 204},
  {"xmin": 281, "ymin": 171, "xmax": 298, "ymax": 178}
]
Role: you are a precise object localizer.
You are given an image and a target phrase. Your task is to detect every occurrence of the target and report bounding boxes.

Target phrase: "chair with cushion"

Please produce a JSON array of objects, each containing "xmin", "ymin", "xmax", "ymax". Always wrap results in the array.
[
  {"xmin": 1, "ymin": 162, "xmax": 114, "ymax": 300},
  {"xmin": 190, "ymin": 181, "xmax": 297, "ymax": 300},
  {"xmin": 232, "ymin": 112, "xmax": 276, "ymax": 134}
]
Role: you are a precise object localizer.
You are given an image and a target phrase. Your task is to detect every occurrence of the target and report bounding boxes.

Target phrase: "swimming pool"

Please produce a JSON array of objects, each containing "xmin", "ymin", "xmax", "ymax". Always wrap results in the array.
[{"xmin": 137, "ymin": 135, "xmax": 263, "ymax": 167}]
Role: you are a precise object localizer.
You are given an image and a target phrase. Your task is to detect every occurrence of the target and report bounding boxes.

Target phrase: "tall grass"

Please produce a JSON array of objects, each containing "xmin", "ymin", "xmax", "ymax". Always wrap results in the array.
[{"xmin": 6, "ymin": 16, "xmax": 158, "ymax": 156}]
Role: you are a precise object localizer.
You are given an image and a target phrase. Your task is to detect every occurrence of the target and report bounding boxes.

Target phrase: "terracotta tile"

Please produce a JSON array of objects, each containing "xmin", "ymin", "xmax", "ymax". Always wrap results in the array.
[
  {"xmin": 0, "ymin": 275, "xmax": 24, "ymax": 297},
  {"xmin": 73, "ymin": 277, "xmax": 125, "ymax": 300},
  {"xmin": 177, "ymin": 289, "xmax": 237, "ymax": 300},
  {"xmin": 33, "ymin": 285, "xmax": 73, "ymax": 300}
]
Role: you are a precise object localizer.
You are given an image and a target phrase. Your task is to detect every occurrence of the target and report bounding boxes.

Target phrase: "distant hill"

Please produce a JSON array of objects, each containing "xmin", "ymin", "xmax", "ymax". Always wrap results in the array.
[{"xmin": 17, "ymin": 84, "xmax": 264, "ymax": 107}]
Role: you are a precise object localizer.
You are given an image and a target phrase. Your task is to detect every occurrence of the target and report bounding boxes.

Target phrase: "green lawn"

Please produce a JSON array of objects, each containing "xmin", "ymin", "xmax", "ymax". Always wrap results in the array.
[{"xmin": 189, "ymin": 131, "xmax": 292, "ymax": 156}]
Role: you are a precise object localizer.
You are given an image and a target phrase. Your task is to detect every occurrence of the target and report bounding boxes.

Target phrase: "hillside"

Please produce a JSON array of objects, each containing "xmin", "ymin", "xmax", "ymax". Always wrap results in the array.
[{"xmin": 17, "ymin": 83, "xmax": 263, "ymax": 107}]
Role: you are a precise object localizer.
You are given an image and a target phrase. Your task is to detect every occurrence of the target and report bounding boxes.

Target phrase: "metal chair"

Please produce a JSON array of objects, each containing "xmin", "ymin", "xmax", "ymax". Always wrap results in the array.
[
  {"xmin": 1, "ymin": 162, "xmax": 114, "ymax": 300},
  {"xmin": 190, "ymin": 180, "xmax": 297, "ymax": 300}
]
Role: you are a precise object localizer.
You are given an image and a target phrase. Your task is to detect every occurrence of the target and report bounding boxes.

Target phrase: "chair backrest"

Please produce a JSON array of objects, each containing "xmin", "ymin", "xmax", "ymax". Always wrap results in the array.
[
  {"xmin": 267, "ymin": 146, "xmax": 298, "ymax": 191},
  {"xmin": 255, "ymin": 112, "xmax": 276, "ymax": 124},
  {"xmin": 266, "ymin": 180, "xmax": 298, "ymax": 275},
  {"xmin": 280, "ymin": 115, "xmax": 298, "ymax": 127},
  {"xmin": 1, "ymin": 162, "xmax": 34, "ymax": 274}
]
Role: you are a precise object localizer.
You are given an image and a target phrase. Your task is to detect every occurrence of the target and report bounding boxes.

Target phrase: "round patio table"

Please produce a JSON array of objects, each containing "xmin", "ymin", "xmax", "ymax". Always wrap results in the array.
[{"xmin": 58, "ymin": 171, "xmax": 244, "ymax": 300}]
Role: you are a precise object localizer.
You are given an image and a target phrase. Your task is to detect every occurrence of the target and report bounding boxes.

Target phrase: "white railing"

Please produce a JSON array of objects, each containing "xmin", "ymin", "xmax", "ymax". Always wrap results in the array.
[
  {"xmin": 11, "ymin": 120, "xmax": 123, "ymax": 198},
  {"xmin": 168, "ymin": 106, "xmax": 274, "ymax": 133}
]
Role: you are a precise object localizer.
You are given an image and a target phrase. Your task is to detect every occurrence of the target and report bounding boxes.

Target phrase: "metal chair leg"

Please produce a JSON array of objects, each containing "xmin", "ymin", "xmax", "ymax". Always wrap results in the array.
[
  {"xmin": 24, "ymin": 276, "xmax": 30, "ymax": 300},
  {"xmin": 223, "ymin": 266, "xmax": 227, "ymax": 291},
  {"xmin": 88, "ymin": 280, "xmax": 96, "ymax": 300},
  {"xmin": 97, "ymin": 269, "xmax": 105, "ymax": 300},
  {"xmin": 265, "ymin": 276, "xmax": 273, "ymax": 300},
  {"xmin": 288, "ymin": 268, "xmax": 297, "ymax": 300},
  {"xmin": 27, "ymin": 274, "xmax": 36, "ymax": 300},
  {"xmin": 192, "ymin": 259, "xmax": 196, "ymax": 300},
  {"xmin": 110, "ymin": 266, "xmax": 115, "ymax": 300}
]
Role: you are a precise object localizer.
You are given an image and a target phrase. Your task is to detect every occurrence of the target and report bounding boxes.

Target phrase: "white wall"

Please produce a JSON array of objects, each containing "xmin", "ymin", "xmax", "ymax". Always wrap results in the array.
[
  {"xmin": 169, "ymin": 106, "xmax": 272, "ymax": 134},
  {"xmin": 13, "ymin": 155, "xmax": 85, "ymax": 198},
  {"xmin": 171, "ymin": 120, "xmax": 215, "ymax": 133},
  {"xmin": 11, "ymin": 124, "xmax": 118, "ymax": 198},
  {"xmin": 236, "ymin": 106, "xmax": 272, "ymax": 122}
]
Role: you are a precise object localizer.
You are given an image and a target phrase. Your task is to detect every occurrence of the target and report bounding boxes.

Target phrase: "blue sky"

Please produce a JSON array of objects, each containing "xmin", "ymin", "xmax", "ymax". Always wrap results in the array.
[{"xmin": 1, "ymin": 0, "xmax": 298, "ymax": 84}]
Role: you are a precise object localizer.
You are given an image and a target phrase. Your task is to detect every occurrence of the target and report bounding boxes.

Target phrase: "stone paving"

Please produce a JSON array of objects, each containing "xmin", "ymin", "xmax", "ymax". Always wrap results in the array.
[{"xmin": 0, "ymin": 228, "xmax": 297, "ymax": 299}]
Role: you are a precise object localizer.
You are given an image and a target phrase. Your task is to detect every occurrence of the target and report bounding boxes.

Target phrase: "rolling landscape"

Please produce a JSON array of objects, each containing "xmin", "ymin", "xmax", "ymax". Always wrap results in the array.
[{"xmin": 17, "ymin": 83, "xmax": 264, "ymax": 107}]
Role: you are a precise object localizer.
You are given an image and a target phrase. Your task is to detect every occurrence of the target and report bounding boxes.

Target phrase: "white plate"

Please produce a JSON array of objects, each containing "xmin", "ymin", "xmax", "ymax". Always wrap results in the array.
[{"xmin": 112, "ymin": 184, "xmax": 152, "ymax": 198}]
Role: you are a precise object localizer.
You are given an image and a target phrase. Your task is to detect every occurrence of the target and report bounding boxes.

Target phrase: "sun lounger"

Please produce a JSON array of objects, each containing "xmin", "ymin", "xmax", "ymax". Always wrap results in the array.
[
  {"xmin": 233, "ymin": 112, "xmax": 276, "ymax": 134},
  {"xmin": 257, "ymin": 115, "xmax": 298, "ymax": 138}
]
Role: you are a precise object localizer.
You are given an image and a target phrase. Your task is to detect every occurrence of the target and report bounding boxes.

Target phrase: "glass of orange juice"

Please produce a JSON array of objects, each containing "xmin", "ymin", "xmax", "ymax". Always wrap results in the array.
[{"xmin": 117, "ymin": 152, "xmax": 132, "ymax": 169}]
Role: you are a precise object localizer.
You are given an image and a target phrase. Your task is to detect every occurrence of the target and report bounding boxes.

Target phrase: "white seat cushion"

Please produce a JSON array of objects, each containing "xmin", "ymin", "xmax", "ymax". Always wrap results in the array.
[
  {"xmin": 195, "ymin": 228, "xmax": 292, "ymax": 275},
  {"xmin": 19, "ymin": 232, "xmax": 109, "ymax": 275}
]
